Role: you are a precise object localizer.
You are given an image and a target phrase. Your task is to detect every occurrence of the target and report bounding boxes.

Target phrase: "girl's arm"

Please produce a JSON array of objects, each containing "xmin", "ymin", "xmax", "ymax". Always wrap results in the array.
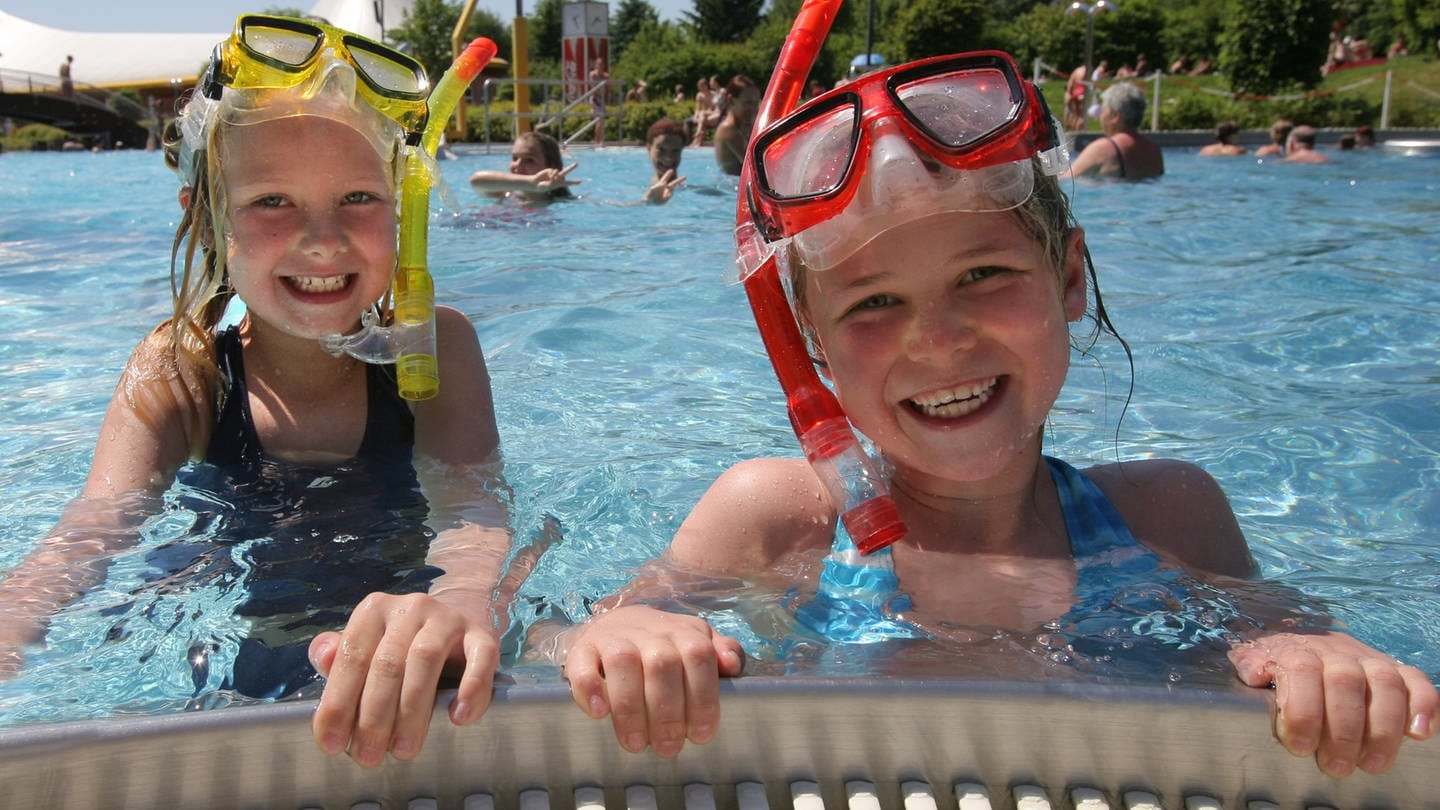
[
  {"xmin": 310, "ymin": 307, "xmax": 519, "ymax": 767},
  {"xmin": 468, "ymin": 165, "xmax": 581, "ymax": 200},
  {"xmin": 556, "ymin": 456, "xmax": 830, "ymax": 756},
  {"xmin": 0, "ymin": 329, "xmax": 196, "ymax": 676},
  {"xmin": 1096, "ymin": 458, "xmax": 1437, "ymax": 778}
]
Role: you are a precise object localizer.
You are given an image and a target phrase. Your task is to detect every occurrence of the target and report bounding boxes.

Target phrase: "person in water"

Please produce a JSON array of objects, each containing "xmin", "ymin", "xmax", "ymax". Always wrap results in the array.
[
  {"xmin": 551, "ymin": 50, "xmax": 1438, "ymax": 775},
  {"xmin": 643, "ymin": 117, "xmax": 687, "ymax": 205},
  {"xmin": 1062, "ymin": 81, "xmax": 1163, "ymax": 180},
  {"xmin": 469, "ymin": 130, "xmax": 580, "ymax": 203},
  {"xmin": 0, "ymin": 16, "xmax": 517, "ymax": 769}
]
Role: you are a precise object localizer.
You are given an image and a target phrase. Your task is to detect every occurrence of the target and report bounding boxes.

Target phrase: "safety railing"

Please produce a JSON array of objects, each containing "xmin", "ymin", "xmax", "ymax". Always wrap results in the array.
[{"xmin": 476, "ymin": 76, "xmax": 632, "ymax": 150}]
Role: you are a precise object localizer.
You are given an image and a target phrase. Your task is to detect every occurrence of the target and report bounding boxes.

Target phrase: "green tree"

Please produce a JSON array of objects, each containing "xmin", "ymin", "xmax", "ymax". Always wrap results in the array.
[
  {"xmin": 388, "ymin": 0, "xmax": 511, "ymax": 79},
  {"xmin": 531, "ymin": 0, "xmax": 565, "ymax": 64},
  {"xmin": 612, "ymin": 0, "xmax": 661, "ymax": 59},
  {"xmin": 892, "ymin": 0, "xmax": 989, "ymax": 61},
  {"xmin": 685, "ymin": 0, "xmax": 765, "ymax": 43},
  {"xmin": 1158, "ymin": 0, "xmax": 1226, "ymax": 68},
  {"xmin": 1217, "ymin": 0, "xmax": 1332, "ymax": 94}
]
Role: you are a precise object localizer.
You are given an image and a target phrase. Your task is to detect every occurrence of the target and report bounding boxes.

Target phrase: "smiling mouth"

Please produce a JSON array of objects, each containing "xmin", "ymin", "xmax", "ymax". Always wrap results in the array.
[
  {"xmin": 286, "ymin": 275, "xmax": 352, "ymax": 294},
  {"xmin": 906, "ymin": 377, "xmax": 998, "ymax": 418}
]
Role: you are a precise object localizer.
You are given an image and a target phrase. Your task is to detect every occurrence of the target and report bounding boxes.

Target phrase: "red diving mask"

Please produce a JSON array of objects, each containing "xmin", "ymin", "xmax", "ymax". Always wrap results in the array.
[{"xmin": 743, "ymin": 50, "xmax": 1068, "ymax": 275}]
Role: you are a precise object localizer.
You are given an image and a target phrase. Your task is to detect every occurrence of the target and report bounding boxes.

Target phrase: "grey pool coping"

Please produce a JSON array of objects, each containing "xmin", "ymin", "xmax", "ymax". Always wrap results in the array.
[{"xmin": 0, "ymin": 676, "xmax": 1433, "ymax": 808}]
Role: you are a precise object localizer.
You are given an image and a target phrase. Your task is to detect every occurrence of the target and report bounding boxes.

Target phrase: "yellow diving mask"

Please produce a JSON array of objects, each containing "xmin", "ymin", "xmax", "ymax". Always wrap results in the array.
[{"xmin": 202, "ymin": 14, "xmax": 430, "ymax": 145}]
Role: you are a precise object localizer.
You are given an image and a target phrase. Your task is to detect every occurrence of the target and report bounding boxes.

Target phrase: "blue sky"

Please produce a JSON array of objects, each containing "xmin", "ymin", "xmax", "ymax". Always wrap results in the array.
[{"xmin": 2, "ymin": 1, "xmax": 693, "ymax": 33}]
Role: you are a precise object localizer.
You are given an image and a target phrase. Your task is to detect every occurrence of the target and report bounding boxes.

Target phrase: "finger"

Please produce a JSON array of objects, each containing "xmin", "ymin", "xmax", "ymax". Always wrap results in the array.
[
  {"xmin": 715, "ymin": 635, "xmax": 746, "ymax": 677},
  {"xmin": 1227, "ymin": 643, "xmax": 1276, "ymax": 688},
  {"xmin": 679, "ymin": 633, "xmax": 724, "ymax": 746},
  {"xmin": 308, "ymin": 632, "xmax": 340, "ymax": 677},
  {"xmin": 347, "ymin": 607, "xmax": 428, "ymax": 768},
  {"xmin": 311, "ymin": 601, "xmax": 390, "ymax": 755},
  {"xmin": 450, "ymin": 629, "xmax": 499, "ymax": 726},
  {"xmin": 1356, "ymin": 659, "xmax": 1409, "ymax": 774},
  {"xmin": 387, "ymin": 618, "xmax": 461, "ymax": 761},
  {"xmin": 565, "ymin": 641, "xmax": 611, "ymax": 720},
  {"xmin": 670, "ymin": 175, "xmax": 687, "ymax": 189},
  {"xmin": 557, "ymin": 162, "xmax": 579, "ymax": 178},
  {"xmin": 1399, "ymin": 664, "xmax": 1437, "ymax": 740},
  {"xmin": 641, "ymin": 640, "xmax": 689, "ymax": 759},
  {"xmin": 1271, "ymin": 648, "xmax": 1324, "ymax": 758},
  {"xmin": 597, "ymin": 639, "xmax": 651, "ymax": 753},
  {"xmin": 660, "ymin": 169, "xmax": 675, "ymax": 182},
  {"xmin": 1315, "ymin": 653, "xmax": 1367, "ymax": 777}
]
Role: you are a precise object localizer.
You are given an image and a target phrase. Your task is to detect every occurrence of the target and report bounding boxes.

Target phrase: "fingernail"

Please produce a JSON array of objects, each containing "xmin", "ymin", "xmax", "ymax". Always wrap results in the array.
[
  {"xmin": 623, "ymin": 733, "xmax": 646, "ymax": 753},
  {"xmin": 1325, "ymin": 758, "xmax": 1354, "ymax": 777},
  {"xmin": 356, "ymin": 745, "xmax": 384, "ymax": 767},
  {"xmin": 691, "ymin": 723, "xmax": 714, "ymax": 743},
  {"xmin": 588, "ymin": 694, "xmax": 608, "ymax": 718},
  {"xmin": 450, "ymin": 699, "xmax": 471, "ymax": 725},
  {"xmin": 391, "ymin": 735, "xmax": 416, "ymax": 758},
  {"xmin": 1410, "ymin": 712, "xmax": 1432, "ymax": 738},
  {"xmin": 1288, "ymin": 736, "xmax": 1316, "ymax": 755},
  {"xmin": 1361, "ymin": 753, "xmax": 1389, "ymax": 773},
  {"xmin": 655, "ymin": 740, "xmax": 682, "ymax": 759}
]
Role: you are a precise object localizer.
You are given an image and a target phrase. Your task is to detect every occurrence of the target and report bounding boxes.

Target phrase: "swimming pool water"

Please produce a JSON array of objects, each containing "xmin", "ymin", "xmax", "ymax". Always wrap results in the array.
[{"xmin": 0, "ymin": 143, "xmax": 1436, "ymax": 726}]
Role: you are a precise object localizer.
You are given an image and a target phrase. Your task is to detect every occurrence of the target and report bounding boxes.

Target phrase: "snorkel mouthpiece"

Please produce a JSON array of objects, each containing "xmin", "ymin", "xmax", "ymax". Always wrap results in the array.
[{"xmin": 326, "ymin": 36, "xmax": 497, "ymax": 401}]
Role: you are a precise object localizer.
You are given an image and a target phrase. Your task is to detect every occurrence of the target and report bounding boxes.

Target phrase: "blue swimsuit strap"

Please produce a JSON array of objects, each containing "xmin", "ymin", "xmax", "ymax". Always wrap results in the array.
[{"xmin": 797, "ymin": 457, "xmax": 1160, "ymax": 643}]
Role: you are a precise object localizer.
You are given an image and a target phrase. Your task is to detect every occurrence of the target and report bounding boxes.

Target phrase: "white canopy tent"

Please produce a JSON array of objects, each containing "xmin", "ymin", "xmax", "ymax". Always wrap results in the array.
[{"xmin": 0, "ymin": 0, "xmax": 415, "ymax": 90}]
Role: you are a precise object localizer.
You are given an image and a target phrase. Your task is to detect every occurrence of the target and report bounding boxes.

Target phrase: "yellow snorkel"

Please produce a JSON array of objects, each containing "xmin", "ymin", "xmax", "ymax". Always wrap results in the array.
[{"xmin": 392, "ymin": 37, "xmax": 498, "ymax": 400}]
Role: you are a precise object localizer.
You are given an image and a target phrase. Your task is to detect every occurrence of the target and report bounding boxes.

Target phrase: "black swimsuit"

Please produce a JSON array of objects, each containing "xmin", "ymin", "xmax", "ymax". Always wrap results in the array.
[
  {"xmin": 1103, "ymin": 135, "xmax": 1128, "ymax": 178},
  {"xmin": 156, "ymin": 326, "xmax": 436, "ymax": 700},
  {"xmin": 206, "ymin": 325, "xmax": 414, "ymax": 466}
]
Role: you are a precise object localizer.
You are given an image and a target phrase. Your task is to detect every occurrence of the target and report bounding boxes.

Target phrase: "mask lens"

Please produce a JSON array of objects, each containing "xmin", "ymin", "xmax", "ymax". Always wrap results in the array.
[
  {"xmin": 346, "ymin": 37, "xmax": 428, "ymax": 97},
  {"xmin": 896, "ymin": 66, "xmax": 1019, "ymax": 149},
  {"xmin": 240, "ymin": 20, "xmax": 322, "ymax": 67},
  {"xmin": 760, "ymin": 101, "xmax": 857, "ymax": 200}
]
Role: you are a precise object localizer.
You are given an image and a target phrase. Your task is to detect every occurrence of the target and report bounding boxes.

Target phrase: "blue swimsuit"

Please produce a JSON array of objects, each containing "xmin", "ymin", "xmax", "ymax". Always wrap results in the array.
[{"xmin": 795, "ymin": 457, "xmax": 1239, "ymax": 653}]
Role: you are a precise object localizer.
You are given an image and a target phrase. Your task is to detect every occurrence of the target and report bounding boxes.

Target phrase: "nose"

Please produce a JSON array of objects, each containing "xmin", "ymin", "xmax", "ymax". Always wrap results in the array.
[
  {"xmin": 299, "ymin": 210, "xmax": 347, "ymax": 260},
  {"xmin": 904, "ymin": 299, "xmax": 978, "ymax": 362}
]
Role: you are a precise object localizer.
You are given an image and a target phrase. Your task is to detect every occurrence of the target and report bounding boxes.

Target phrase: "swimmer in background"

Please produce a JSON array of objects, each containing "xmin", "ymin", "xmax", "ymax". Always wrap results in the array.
[
  {"xmin": 713, "ymin": 75, "xmax": 760, "ymax": 176},
  {"xmin": 469, "ymin": 131, "xmax": 580, "ymax": 203},
  {"xmin": 1283, "ymin": 125, "xmax": 1331, "ymax": 164},
  {"xmin": 548, "ymin": 48, "xmax": 1437, "ymax": 775},
  {"xmin": 1254, "ymin": 118, "xmax": 1293, "ymax": 158},
  {"xmin": 1062, "ymin": 64, "xmax": 1087, "ymax": 133},
  {"xmin": 1062, "ymin": 82, "xmax": 1163, "ymax": 180},
  {"xmin": 1198, "ymin": 120, "xmax": 1247, "ymax": 156},
  {"xmin": 0, "ymin": 16, "xmax": 518, "ymax": 768},
  {"xmin": 643, "ymin": 117, "xmax": 686, "ymax": 205}
]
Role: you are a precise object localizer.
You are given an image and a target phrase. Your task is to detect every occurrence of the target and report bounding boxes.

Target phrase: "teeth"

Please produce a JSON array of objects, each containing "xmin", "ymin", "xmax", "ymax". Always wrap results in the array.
[
  {"xmin": 290, "ymin": 275, "xmax": 349, "ymax": 293},
  {"xmin": 909, "ymin": 378, "xmax": 997, "ymax": 418}
]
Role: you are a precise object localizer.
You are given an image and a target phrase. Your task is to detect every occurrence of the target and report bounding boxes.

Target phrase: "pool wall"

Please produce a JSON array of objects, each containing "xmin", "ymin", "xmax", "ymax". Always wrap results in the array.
[{"xmin": 0, "ymin": 677, "xmax": 1433, "ymax": 809}]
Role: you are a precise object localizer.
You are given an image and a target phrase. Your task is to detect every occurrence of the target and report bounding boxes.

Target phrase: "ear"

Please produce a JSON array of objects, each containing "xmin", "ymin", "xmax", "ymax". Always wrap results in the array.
[{"xmin": 1060, "ymin": 227, "xmax": 1088, "ymax": 322}]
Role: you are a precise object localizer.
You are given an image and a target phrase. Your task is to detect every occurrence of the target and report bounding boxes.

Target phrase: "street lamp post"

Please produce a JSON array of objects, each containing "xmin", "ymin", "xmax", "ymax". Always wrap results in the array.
[{"xmin": 1066, "ymin": 0, "xmax": 1112, "ymax": 84}]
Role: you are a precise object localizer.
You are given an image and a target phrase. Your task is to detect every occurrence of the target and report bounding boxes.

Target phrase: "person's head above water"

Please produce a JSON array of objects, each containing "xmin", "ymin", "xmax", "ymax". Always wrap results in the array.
[
  {"xmin": 645, "ymin": 117, "xmax": 686, "ymax": 176},
  {"xmin": 508, "ymin": 131, "xmax": 572, "ymax": 198},
  {"xmin": 164, "ymin": 15, "xmax": 432, "ymax": 388}
]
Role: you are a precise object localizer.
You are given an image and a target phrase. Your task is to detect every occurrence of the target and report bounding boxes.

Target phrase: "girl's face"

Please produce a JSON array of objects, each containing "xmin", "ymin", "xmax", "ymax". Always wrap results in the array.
[
  {"xmin": 510, "ymin": 138, "xmax": 548, "ymax": 175},
  {"xmin": 221, "ymin": 115, "xmax": 396, "ymax": 341},
  {"xmin": 801, "ymin": 211, "xmax": 1086, "ymax": 493}
]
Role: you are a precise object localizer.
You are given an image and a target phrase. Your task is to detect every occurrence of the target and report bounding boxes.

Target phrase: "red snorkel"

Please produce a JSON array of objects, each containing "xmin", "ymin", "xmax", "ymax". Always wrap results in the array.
[{"xmin": 735, "ymin": 0, "xmax": 905, "ymax": 554}]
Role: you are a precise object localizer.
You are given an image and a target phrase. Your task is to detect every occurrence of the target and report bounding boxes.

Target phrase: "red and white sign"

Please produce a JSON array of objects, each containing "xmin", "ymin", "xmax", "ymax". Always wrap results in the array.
[{"xmin": 561, "ymin": 2, "xmax": 610, "ymax": 103}]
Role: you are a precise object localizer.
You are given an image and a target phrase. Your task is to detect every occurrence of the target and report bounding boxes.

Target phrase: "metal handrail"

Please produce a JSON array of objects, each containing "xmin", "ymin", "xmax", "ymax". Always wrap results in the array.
[{"xmin": 477, "ymin": 76, "xmax": 628, "ymax": 150}]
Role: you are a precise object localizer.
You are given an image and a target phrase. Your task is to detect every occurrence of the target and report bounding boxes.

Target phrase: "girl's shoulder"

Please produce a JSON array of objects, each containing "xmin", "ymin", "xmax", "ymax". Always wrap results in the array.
[
  {"xmin": 1081, "ymin": 458, "xmax": 1255, "ymax": 578},
  {"xmin": 669, "ymin": 456, "xmax": 835, "ymax": 573}
]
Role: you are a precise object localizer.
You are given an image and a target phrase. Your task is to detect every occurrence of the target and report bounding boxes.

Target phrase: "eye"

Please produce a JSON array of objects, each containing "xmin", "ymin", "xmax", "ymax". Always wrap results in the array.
[
  {"xmin": 845, "ymin": 292, "xmax": 899, "ymax": 315},
  {"xmin": 342, "ymin": 190, "xmax": 385, "ymax": 205},
  {"xmin": 962, "ymin": 265, "xmax": 1007, "ymax": 284},
  {"xmin": 252, "ymin": 194, "xmax": 286, "ymax": 208}
]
